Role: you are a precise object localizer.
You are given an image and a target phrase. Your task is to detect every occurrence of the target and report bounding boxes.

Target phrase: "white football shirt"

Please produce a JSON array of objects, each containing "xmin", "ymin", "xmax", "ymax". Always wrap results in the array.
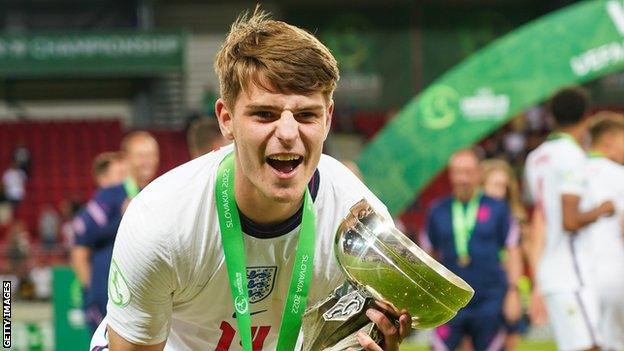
[
  {"xmin": 579, "ymin": 156, "xmax": 624, "ymax": 303},
  {"xmin": 96, "ymin": 144, "xmax": 393, "ymax": 350},
  {"xmin": 525, "ymin": 135, "xmax": 588, "ymax": 293}
]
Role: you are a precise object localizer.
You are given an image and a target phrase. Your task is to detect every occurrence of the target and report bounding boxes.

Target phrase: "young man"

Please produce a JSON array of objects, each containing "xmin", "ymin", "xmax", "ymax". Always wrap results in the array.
[
  {"xmin": 92, "ymin": 152, "xmax": 128, "ymax": 188},
  {"xmin": 579, "ymin": 114, "xmax": 624, "ymax": 351},
  {"xmin": 91, "ymin": 9, "xmax": 410, "ymax": 351},
  {"xmin": 425, "ymin": 149, "xmax": 522, "ymax": 351},
  {"xmin": 72, "ymin": 132, "xmax": 160, "ymax": 333},
  {"xmin": 524, "ymin": 87, "xmax": 613, "ymax": 351}
]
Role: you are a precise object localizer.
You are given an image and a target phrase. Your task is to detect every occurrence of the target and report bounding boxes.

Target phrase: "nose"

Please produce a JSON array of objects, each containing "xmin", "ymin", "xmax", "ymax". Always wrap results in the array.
[{"xmin": 275, "ymin": 111, "xmax": 299, "ymax": 146}]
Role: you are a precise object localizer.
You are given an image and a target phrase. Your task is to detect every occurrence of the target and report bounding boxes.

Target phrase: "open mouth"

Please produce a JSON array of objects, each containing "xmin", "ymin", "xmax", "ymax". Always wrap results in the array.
[{"xmin": 266, "ymin": 154, "xmax": 303, "ymax": 174}]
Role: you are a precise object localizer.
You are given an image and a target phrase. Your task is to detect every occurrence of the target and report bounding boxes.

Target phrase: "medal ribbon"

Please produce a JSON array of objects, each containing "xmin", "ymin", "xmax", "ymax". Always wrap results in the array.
[
  {"xmin": 452, "ymin": 193, "xmax": 482, "ymax": 264},
  {"xmin": 123, "ymin": 177, "xmax": 140, "ymax": 199},
  {"xmin": 215, "ymin": 152, "xmax": 316, "ymax": 351}
]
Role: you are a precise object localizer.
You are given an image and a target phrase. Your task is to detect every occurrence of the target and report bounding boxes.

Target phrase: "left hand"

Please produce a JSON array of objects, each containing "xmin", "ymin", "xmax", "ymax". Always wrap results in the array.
[
  {"xmin": 503, "ymin": 288, "xmax": 522, "ymax": 323},
  {"xmin": 349, "ymin": 304, "xmax": 412, "ymax": 351}
]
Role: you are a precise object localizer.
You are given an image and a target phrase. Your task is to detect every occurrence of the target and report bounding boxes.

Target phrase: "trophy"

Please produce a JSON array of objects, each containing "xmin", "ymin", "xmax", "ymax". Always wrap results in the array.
[{"xmin": 302, "ymin": 199, "xmax": 474, "ymax": 350}]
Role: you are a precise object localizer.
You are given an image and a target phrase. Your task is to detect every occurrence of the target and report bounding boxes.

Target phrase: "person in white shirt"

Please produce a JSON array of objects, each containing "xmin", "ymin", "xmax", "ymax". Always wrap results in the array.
[
  {"xmin": 2, "ymin": 161, "xmax": 27, "ymax": 208},
  {"xmin": 525, "ymin": 87, "xmax": 613, "ymax": 351},
  {"xmin": 579, "ymin": 113, "xmax": 624, "ymax": 351},
  {"xmin": 90, "ymin": 8, "xmax": 411, "ymax": 351}
]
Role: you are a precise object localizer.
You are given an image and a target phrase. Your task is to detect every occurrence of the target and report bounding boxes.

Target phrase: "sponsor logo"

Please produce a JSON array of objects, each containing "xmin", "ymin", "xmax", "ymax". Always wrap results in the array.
[
  {"xmin": 570, "ymin": 1, "xmax": 624, "ymax": 77},
  {"xmin": 234, "ymin": 296, "xmax": 248, "ymax": 314},
  {"xmin": 459, "ymin": 88, "xmax": 510, "ymax": 121},
  {"xmin": 419, "ymin": 85, "xmax": 460, "ymax": 130},
  {"xmin": 247, "ymin": 266, "xmax": 277, "ymax": 304},
  {"xmin": 108, "ymin": 259, "xmax": 132, "ymax": 307}
]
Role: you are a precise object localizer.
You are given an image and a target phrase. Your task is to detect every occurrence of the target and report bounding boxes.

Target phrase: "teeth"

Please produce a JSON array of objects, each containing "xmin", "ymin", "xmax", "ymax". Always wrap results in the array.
[{"xmin": 268, "ymin": 155, "xmax": 301, "ymax": 161}]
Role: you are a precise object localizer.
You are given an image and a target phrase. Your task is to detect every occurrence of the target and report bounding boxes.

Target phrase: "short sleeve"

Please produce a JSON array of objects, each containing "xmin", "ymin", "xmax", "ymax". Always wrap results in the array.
[
  {"xmin": 105, "ymin": 197, "xmax": 176, "ymax": 345},
  {"xmin": 559, "ymin": 149, "xmax": 586, "ymax": 196},
  {"xmin": 497, "ymin": 202, "xmax": 519, "ymax": 249}
]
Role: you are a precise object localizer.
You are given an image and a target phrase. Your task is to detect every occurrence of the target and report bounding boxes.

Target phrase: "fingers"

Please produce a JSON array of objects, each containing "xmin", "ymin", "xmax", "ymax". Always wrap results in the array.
[
  {"xmin": 398, "ymin": 313, "xmax": 412, "ymax": 340},
  {"xmin": 365, "ymin": 309, "xmax": 399, "ymax": 351},
  {"xmin": 356, "ymin": 331, "xmax": 383, "ymax": 351}
]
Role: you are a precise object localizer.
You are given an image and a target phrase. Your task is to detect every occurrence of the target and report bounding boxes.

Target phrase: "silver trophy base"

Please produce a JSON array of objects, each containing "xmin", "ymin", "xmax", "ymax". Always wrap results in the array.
[{"xmin": 301, "ymin": 285, "xmax": 383, "ymax": 351}]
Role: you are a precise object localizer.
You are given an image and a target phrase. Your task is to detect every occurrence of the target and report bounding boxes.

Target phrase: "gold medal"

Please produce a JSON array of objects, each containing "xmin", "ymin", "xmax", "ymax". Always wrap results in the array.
[{"xmin": 458, "ymin": 256, "xmax": 471, "ymax": 267}]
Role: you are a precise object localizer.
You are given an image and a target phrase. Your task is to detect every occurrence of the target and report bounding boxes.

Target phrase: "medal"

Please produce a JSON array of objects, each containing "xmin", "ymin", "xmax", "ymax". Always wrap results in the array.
[{"xmin": 452, "ymin": 192, "xmax": 481, "ymax": 267}]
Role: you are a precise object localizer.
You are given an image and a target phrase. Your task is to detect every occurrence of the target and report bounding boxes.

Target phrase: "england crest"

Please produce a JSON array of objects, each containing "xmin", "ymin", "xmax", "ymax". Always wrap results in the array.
[{"xmin": 247, "ymin": 266, "xmax": 277, "ymax": 304}]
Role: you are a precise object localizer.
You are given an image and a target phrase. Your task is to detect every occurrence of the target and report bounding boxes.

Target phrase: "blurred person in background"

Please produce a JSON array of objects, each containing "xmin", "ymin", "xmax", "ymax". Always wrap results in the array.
[
  {"xmin": 71, "ymin": 133, "xmax": 159, "ymax": 333},
  {"xmin": 186, "ymin": 117, "xmax": 229, "ymax": 159},
  {"xmin": 425, "ymin": 149, "xmax": 522, "ymax": 351},
  {"xmin": 480, "ymin": 159, "xmax": 528, "ymax": 351},
  {"xmin": 92, "ymin": 151, "xmax": 128, "ymax": 188},
  {"xmin": 578, "ymin": 113, "xmax": 624, "ymax": 351},
  {"xmin": 12, "ymin": 141, "xmax": 31, "ymax": 176},
  {"xmin": 524, "ymin": 87, "xmax": 613, "ymax": 351},
  {"xmin": 2, "ymin": 160, "xmax": 27, "ymax": 210},
  {"xmin": 38, "ymin": 203, "xmax": 60, "ymax": 251},
  {"xmin": 6, "ymin": 220, "xmax": 31, "ymax": 287}
]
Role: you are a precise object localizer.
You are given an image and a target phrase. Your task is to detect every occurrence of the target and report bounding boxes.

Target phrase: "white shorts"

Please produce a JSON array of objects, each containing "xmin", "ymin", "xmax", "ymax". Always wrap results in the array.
[
  {"xmin": 89, "ymin": 317, "xmax": 109, "ymax": 351},
  {"xmin": 545, "ymin": 289, "xmax": 600, "ymax": 351},
  {"xmin": 595, "ymin": 267, "xmax": 624, "ymax": 351}
]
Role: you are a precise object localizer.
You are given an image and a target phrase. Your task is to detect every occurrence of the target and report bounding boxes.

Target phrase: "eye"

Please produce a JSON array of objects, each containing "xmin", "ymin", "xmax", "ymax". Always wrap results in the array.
[
  {"xmin": 254, "ymin": 111, "xmax": 275, "ymax": 119},
  {"xmin": 297, "ymin": 111, "xmax": 317, "ymax": 119}
]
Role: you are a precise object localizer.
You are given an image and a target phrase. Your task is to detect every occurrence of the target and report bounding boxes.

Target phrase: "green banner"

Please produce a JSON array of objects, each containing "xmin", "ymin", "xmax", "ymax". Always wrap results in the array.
[
  {"xmin": 358, "ymin": 0, "xmax": 624, "ymax": 215},
  {"xmin": 287, "ymin": 4, "xmax": 415, "ymax": 109},
  {"xmin": 53, "ymin": 266, "xmax": 91, "ymax": 350},
  {"xmin": 0, "ymin": 30, "xmax": 185, "ymax": 77}
]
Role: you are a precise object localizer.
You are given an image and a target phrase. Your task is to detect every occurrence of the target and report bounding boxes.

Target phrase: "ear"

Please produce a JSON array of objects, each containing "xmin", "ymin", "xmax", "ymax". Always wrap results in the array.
[
  {"xmin": 323, "ymin": 100, "xmax": 334, "ymax": 141},
  {"xmin": 215, "ymin": 98, "xmax": 235, "ymax": 141}
]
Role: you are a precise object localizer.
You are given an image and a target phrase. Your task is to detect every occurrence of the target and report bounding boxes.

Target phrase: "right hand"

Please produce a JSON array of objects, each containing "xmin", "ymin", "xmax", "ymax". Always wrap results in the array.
[
  {"xmin": 528, "ymin": 289, "xmax": 548, "ymax": 326},
  {"xmin": 599, "ymin": 200, "xmax": 615, "ymax": 217}
]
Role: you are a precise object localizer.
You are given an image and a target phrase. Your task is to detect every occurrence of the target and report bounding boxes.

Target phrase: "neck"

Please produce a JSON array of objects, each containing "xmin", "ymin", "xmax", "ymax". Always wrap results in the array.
[
  {"xmin": 591, "ymin": 145, "xmax": 614, "ymax": 161},
  {"xmin": 454, "ymin": 188, "xmax": 476, "ymax": 203},
  {"xmin": 558, "ymin": 125, "xmax": 584, "ymax": 145},
  {"xmin": 129, "ymin": 173, "xmax": 148, "ymax": 189},
  {"xmin": 234, "ymin": 166, "xmax": 303, "ymax": 226}
]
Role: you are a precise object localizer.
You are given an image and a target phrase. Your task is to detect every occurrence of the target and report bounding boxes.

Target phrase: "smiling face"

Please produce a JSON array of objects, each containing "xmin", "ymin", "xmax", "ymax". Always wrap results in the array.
[
  {"xmin": 216, "ymin": 82, "xmax": 333, "ymax": 204},
  {"xmin": 483, "ymin": 169, "xmax": 509, "ymax": 200}
]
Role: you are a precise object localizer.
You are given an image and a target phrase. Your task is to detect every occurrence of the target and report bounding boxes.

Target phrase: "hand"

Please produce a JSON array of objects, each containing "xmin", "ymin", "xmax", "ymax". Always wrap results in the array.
[
  {"xmin": 350, "ymin": 307, "xmax": 411, "ymax": 351},
  {"xmin": 599, "ymin": 200, "xmax": 615, "ymax": 217},
  {"xmin": 528, "ymin": 289, "xmax": 548, "ymax": 326},
  {"xmin": 503, "ymin": 289, "xmax": 522, "ymax": 323}
]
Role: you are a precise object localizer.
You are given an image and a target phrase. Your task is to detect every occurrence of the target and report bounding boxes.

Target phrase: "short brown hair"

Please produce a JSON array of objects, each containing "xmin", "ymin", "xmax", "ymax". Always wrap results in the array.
[
  {"xmin": 187, "ymin": 118, "xmax": 222, "ymax": 156},
  {"xmin": 92, "ymin": 151, "xmax": 122, "ymax": 180},
  {"xmin": 214, "ymin": 7, "xmax": 339, "ymax": 109},
  {"xmin": 590, "ymin": 111, "xmax": 624, "ymax": 144}
]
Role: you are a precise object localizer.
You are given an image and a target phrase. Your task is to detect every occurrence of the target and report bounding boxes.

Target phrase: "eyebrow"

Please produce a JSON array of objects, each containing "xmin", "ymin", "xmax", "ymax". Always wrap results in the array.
[{"xmin": 244, "ymin": 104, "xmax": 325, "ymax": 112}]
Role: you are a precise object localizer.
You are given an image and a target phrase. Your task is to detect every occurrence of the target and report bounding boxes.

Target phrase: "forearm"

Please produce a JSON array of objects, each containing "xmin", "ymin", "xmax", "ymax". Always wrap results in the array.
[
  {"xmin": 563, "ymin": 207, "xmax": 603, "ymax": 232},
  {"xmin": 527, "ymin": 207, "xmax": 545, "ymax": 282},
  {"xmin": 505, "ymin": 246, "xmax": 523, "ymax": 288},
  {"xmin": 70, "ymin": 246, "xmax": 91, "ymax": 288}
]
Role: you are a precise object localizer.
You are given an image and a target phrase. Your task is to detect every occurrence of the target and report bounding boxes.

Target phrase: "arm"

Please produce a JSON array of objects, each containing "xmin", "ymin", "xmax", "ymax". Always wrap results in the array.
[
  {"xmin": 70, "ymin": 246, "xmax": 91, "ymax": 288},
  {"xmin": 98, "ymin": 198, "xmax": 175, "ymax": 350},
  {"xmin": 527, "ymin": 206, "xmax": 548, "ymax": 325},
  {"xmin": 561, "ymin": 194, "xmax": 613, "ymax": 232},
  {"xmin": 501, "ymin": 216, "xmax": 523, "ymax": 323},
  {"xmin": 108, "ymin": 326, "xmax": 166, "ymax": 351}
]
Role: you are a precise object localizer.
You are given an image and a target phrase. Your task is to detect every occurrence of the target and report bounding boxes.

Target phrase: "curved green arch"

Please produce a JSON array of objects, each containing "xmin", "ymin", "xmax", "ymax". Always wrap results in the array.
[{"xmin": 358, "ymin": 0, "xmax": 624, "ymax": 215}]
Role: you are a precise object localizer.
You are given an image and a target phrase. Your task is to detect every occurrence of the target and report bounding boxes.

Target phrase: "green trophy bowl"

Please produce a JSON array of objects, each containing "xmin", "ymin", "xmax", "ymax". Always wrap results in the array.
[{"xmin": 335, "ymin": 199, "xmax": 474, "ymax": 329}]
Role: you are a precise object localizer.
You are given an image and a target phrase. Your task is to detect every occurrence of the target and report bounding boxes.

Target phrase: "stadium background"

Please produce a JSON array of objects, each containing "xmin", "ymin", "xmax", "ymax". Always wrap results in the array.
[{"xmin": 1, "ymin": 0, "xmax": 622, "ymax": 349}]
